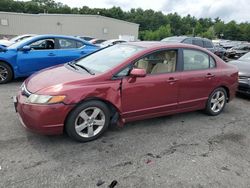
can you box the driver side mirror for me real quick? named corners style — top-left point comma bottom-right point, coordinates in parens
top-left (130, 68), bottom-right (146, 77)
top-left (21, 45), bottom-right (31, 52)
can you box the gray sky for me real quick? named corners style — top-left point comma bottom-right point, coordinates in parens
top-left (24, 0), bottom-right (250, 22)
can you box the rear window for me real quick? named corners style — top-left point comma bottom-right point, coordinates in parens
top-left (204, 40), bottom-right (213, 48)
top-left (183, 38), bottom-right (192, 44)
top-left (192, 39), bottom-right (203, 47)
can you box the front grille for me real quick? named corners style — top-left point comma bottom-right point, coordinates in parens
top-left (239, 76), bottom-right (249, 80)
top-left (21, 83), bottom-right (32, 97)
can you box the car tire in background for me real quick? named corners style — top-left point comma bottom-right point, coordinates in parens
top-left (0, 62), bottom-right (13, 84)
top-left (205, 87), bottom-right (227, 116)
top-left (65, 100), bottom-right (110, 142)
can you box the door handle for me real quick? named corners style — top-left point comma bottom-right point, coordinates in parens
top-left (167, 77), bottom-right (178, 83)
top-left (48, 53), bottom-right (56, 56)
top-left (205, 73), bottom-right (215, 78)
top-left (80, 51), bottom-right (86, 55)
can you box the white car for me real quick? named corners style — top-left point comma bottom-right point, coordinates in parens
top-left (99, 39), bottom-right (127, 48)
top-left (0, 34), bottom-right (36, 47)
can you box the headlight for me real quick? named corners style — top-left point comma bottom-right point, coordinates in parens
top-left (27, 94), bottom-right (66, 104)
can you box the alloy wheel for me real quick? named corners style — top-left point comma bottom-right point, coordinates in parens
top-left (210, 90), bottom-right (226, 113)
top-left (74, 107), bottom-right (106, 138)
top-left (0, 65), bottom-right (8, 82)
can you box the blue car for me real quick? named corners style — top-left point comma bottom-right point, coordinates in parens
top-left (0, 35), bottom-right (99, 83)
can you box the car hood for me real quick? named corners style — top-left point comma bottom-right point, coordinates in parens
top-left (0, 40), bottom-right (13, 47)
top-left (229, 60), bottom-right (250, 76)
top-left (25, 64), bottom-right (95, 94)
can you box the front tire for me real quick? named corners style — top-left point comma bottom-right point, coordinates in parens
top-left (65, 101), bottom-right (110, 142)
top-left (205, 87), bottom-right (227, 116)
top-left (0, 62), bottom-right (13, 84)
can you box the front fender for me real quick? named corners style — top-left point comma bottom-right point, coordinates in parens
top-left (0, 49), bottom-right (18, 77)
top-left (69, 81), bottom-right (122, 113)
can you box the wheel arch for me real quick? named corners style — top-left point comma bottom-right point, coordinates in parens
top-left (81, 97), bottom-right (121, 116)
top-left (63, 97), bottom-right (121, 132)
top-left (218, 85), bottom-right (230, 102)
top-left (0, 60), bottom-right (14, 79)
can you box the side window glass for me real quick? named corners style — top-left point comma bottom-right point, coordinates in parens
top-left (183, 38), bottom-right (192, 44)
top-left (192, 39), bottom-right (203, 47)
top-left (113, 41), bottom-right (124, 45)
top-left (183, 49), bottom-right (209, 70)
top-left (134, 50), bottom-right (177, 74)
top-left (76, 41), bottom-right (85, 48)
top-left (29, 38), bottom-right (55, 50)
top-left (204, 41), bottom-right (213, 48)
top-left (210, 57), bottom-right (216, 68)
top-left (58, 38), bottom-right (77, 49)
top-left (116, 66), bottom-right (131, 77)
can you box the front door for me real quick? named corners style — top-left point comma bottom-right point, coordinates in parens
top-left (121, 49), bottom-right (181, 121)
top-left (17, 38), bottom-right (58, 75)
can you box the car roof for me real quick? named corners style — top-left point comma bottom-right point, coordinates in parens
top-left (8, 34), bottom-right (96, 49)
top-left (30, 34), bottom-right (85, 41)
top-left (127, 41), bottom-right (207, 50)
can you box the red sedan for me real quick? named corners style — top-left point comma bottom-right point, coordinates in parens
top-left (14, 42), bottom-right (238, 142)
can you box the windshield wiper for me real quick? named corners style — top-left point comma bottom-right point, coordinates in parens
top-left (67, 61), bottom-right (78, 70)
top-left (74, 63), bottom-right (95, 75)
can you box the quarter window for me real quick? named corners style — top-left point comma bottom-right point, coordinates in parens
top-left (210, 57), bottom-right (216, 68)
top-left (76, 41), bottom-right (85, 48)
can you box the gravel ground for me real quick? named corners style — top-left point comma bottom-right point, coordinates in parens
top-left (1, 79), bottom-right (250, 188)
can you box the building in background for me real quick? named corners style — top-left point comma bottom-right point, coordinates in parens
top-left (0, 12), bottom-right (139, 40)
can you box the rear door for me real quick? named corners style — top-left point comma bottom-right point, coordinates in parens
top-left (178, 48), bottom-right (219, 110)
top-left (54, 38), bottom-right (94, 63)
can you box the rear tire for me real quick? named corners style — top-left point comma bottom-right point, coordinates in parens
top-left (0, 62), bottom-right (13, 84)
top-left (65, 100), bottom-right (110, 142)
top-left (205, 87), bottom-right (227, 116)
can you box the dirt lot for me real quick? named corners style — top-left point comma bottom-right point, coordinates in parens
top-left (1, 80), bottom-right (250, 188)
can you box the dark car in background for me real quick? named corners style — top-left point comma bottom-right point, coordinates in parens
top-left (161, 36), bottom-right (225, 59)
top-left (77, 36), bottom-right (95, 42)
top-left (229, 52), bottom-right (250, 96)
top-left (214, 45), bottom-right (226, 59)
top-left (225, 43), bottom-right (250, 59)
top-left (89, 39), bottom-right (106, 45)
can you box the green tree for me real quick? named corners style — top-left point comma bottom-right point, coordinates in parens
top-left (0, 0), bottom-right (250, 41)
top-left (141, 24), bottom-right (172, 40)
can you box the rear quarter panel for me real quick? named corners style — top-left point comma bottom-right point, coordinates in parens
top-left (215, 58), bottom-right (238, 101)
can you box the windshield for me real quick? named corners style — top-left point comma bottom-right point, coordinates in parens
top-left (75, 44), bottom-right (145, 73)
top-left (7, 37), bottom-right (35, 49)
top-left (9, 35), bottom-right (25, 42)
top-left (239, 52), bottom-right (250, 61)
top-left (101, 40), bottom-right (114, 46)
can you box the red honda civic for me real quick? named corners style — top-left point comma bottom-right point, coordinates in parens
top-left (14, 42), bottom-right (238, 142)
